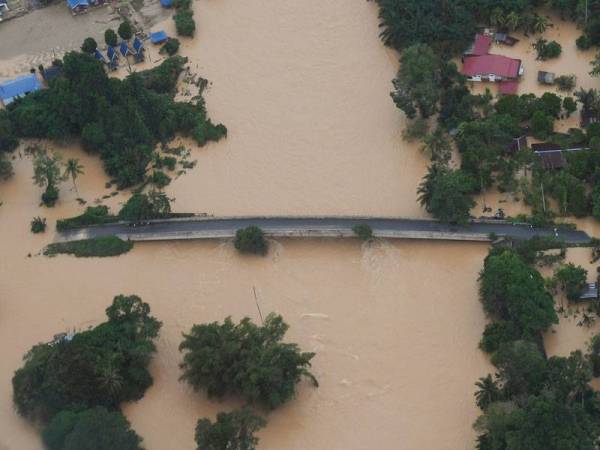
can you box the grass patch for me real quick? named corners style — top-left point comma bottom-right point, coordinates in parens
top-left (45, 236), bottom-right (133, 258)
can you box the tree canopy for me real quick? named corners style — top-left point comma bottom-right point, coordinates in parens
top-left (179, 314), bottom-right (318, 410)
top-left (195, 408), bottom-right (266, 450)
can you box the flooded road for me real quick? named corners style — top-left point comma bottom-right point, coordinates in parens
top-left (1, 2), bottom-right (599, 450)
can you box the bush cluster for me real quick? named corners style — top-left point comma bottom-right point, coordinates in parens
top-left (44, 236), bottom-right (133, 258)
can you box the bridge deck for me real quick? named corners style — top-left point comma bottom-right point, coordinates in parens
top-left (55, 216), bottom-right (592, 245)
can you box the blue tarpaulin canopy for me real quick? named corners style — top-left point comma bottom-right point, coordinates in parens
top-left (159, 0), bottom-right (172, 7)
top-left (94, 49), bottom-right (106, 62)
top-left (149, 30), bottom-right (168, 44)
top-left (66, 0), bottom-right (89, 9)
top-left (107, 46), bottom-right (118, 61)
top-left (0, 74), bottom-right (41, 105)
top-left (133, 37), bottom-right (144, 52)
top-left (119, 41), bottom-right (132, 57)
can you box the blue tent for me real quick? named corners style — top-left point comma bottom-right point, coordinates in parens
top-left (0, 74), bottom-right (42, 105)
top-left (119, 41), bottom-right (132, 57)
top-left (159, 0), bottom-right (172, 7)
top-left (106, 47), bottom-right (119, 70)
top-left (149, 31), bottom-right (168, 44)
top-left (66, 0), bottom-right (89, 10)
top-left (133, 37), bottom-right (144, 53)
top-left (94, 49), bottom-right (106, 63)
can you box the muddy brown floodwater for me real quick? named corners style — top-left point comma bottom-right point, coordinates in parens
top-left (1, 2), bottom-right (599, 450)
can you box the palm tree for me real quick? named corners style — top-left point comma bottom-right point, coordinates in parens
top-left (421, 127), bottom-right (452, 165)
top-left (474, 374), bottom-right (502, 410)
top-left (64, 158), bottom-right (84, 196)
top-left (96, 359), bottom-right (124, 398)
top-left (531, 13), bottom-right (550, 35)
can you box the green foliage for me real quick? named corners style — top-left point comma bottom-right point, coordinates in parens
top-left (33, 149), bottom-right (62, 189)
top-left (391, 44), bottom-right (446, 119)
top-left (0, 153), bottom-right (14, 181)
top-left (7, 52), bottom-right (225, 189)
top-left (81, 38), bottom-right (97, 54)
top-left (44, 236), bottom-right (133, 257)
top-left (42, 407), bottom-right (143, 450)
top-left (117, 21), bottom-right (133, 41)
top-left (0, 110), bottom-right (18, 153)
top-left (417, 165), bottom-right (475, 223)
top-left (588, 334), bottom-right (600, 376)
top-left (42, 185), bottom-right (60, 207)
top-left (174, 9), bottom-right (195, 37)
top-left (150, 170), bottom-right (171, 188)
top-left (577, 33), bottom-right (593, 50)
top-left (555, 75), bottom-right (576, 92)
top-left (118, 192), bottom-right (171, 222)
top-left (546, 172), bottom-right (589, 217)
top-left (533, 38), bottom-right (562, 60)
top-left (56, 205), bottom-right (116, 231)
top-left (530, 111), bottom-right (554, 140)
top-left (195, 408), bottom-right (266, 450)
top-left (179, 314), bottom-right (317, 409)
top-left (480, 250), bottom-right (557, 338)
top-left (352, 223), bottom-right (373, 241)
top-left (31, 216), bottom-right (47, 233)
top-left (104, 29), bottom-right (118, 48)
top-left (402, 118), bottom-right (429, 142)
top-left (234, 225), bottom-right (268, 255)
top-left (554, 263), bottom-right (588, 301)
top-left (421, 127), bottom-right (452, 164)
top-left (480, 321), bottom-right (522, 354)
top-left (160, 38), bottom-right (181, 56)
top-left (12, 295), bottom-right (160, 422)
top-left (474, 374), bottom-right (503, 411)
top-left (563, 96), bottom-right (577, 116)
top-left (64, 158), bottom-right (84, 194)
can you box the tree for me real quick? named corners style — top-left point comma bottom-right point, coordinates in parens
top-left (31, 216), bottom-right (47, 233)
top-left (0, 153), bottom-right (13, 181)
top-left (179, 314), bottom-right (318, 409)
top-left (555, 75), bottom-right (576, 92)
top-left (234, 226), bottom-right (268, 255)
top-left (0, 109), bottom-right (18, 152)
top-left (33, 149), bottom-right (63, 207)
top-left (160, 38), bottom-right (181, 56)
top-left (81, 38), bottom-right (98, 54)
top-left (563, 97), bottom-right (577, 117)
top-left (491, 341), bottom-right (547, 399)
top-left (391, 44), bottom-right (444, 119)
top-left (554, 263), bottom-right (588, 300)
top-left (195, 408), bottom-right (266, 450)
top-left (587, 333), bottom-right (600, 376)
top-left (117, 21), bottom-right (133, 41)
top-left (174, 9), bottom-right (195, 37)
top-left (64, 158), bottom-right (84, 195)
top-left (352, 224), bottom-right (373, 241)
top-left (42, 407), bottom-right (143, 450)
top-left (475, 375), bottom-right (503, 410)
top-left (421, 127), bottom-right (452, 164)
top-left (417, 165), bottom-right (475, 223)
top-left (533, 38), bottom-right (562, 60)
top-left (104, 29), bottom-right (118, 48)
top-left (12, 295), bottom-right (161, 422)
top-left (118, 191), bottom-right (171, 221)
top-left (530, 111), bottom-right (554, 140)
top-left (479, 250), bottom-right (557, 339)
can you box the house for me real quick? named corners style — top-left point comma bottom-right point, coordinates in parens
top-left (132, 37), bottom-right (145, 62)
top-left (66, 0), bottom-right (89, 14)
top-left (106, 46), bottom-right (119, 71)
top-left (531, 143), bottom-right (590, 170)
top-left (462, 54), bottom-right (523, 82)
top-left (465, 34), bottom-right (492, 56)
top-left (0, 74), bottom-right (42, 107)
top-left (149, 30), bottom-right (168, 45)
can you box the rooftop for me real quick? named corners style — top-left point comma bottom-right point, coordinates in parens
top-left (462, 54), bottom-right (522, 79)
top-left (0, 74), bottom-right (42, 105)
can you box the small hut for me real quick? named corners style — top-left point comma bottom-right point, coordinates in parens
top-left (149, 30), bottom-right (168, 45)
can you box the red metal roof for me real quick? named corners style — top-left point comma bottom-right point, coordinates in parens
top-left (499, 80), bottom-right (519, 95)
top-left (462, 54), bottom-right (521, 79)
top-left (472, 34), bottom-right (492, 56)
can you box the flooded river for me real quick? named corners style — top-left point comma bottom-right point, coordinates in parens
top-left (1, 2), bottom-right (599, 450)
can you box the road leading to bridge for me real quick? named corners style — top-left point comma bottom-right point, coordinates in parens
top-left (55, 216), bottom-right (592, 245)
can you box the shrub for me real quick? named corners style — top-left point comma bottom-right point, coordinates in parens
top-left (0, 153), bottom-right (14, 181)
top-left (174, 9), bottom-right (195, 37)
top-left (234, 226), bottom-right (268, 255)
top-left (31, 217), bottom-right (47, 233)
top-left (180, 314), bottom-right (318, 409)
top-left (195, 408), bottom-right (266, 450)
top-left (192, 122), bottom-right (228, 146)
top-left (563, 97), bottom-right (577, 117)
top-left (150, 170), bottom-right (171, 188)
top-left (12, 295), bottom-right (160, 422)
top-left (530, 111), bottom-right (554, 140)
top-left (352, 224), bottom-right (373, 240)
top-left (42, 407), bottom-right (144, 450)
top-left (44, 236), bottom-right (133, 258)
top-left (42, 185), bottom-right (59, 207)
top-left (104, 29), bottom-right (118, 48)
top-left (533, 38), bottom-right (562, 60)
top-left (576, 34), bottom-right (593, 50)
top-left (56, 206), bottom-right (116, 231)
top-left (554, 263), bottom-right (588, 301)
top-left (555, 75), bottom-right (576, 92)
top-left (160, 38), bottom-right (180, 56)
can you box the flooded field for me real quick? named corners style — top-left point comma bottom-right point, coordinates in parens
top-left (1, 1), bottom-right (600, 450)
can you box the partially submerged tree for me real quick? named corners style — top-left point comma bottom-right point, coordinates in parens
top-left (32, 149), bottom-right (63, 207)
top-left (118, 191), bottom-right (171, 222)
top-left (63, 158), bottom-right (84, 195)
top-left (104, 29), bottom-right (118, 48)
top-left (195, 408), bottom-right (266, 450)
top-left (180, 314), bottom-right (318, 409)
top-left (234, 226), bottom-right (268, 255)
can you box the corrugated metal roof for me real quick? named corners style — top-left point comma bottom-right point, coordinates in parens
top-left (499, 80), bottom-right (519, 94)
top-left (462, 54), bottom-right (521, 78)
top-left (0, 74), bottom-right (42, 105)
top-left (66, 0), bottom-right (89, 9)
top-left (149, 31), bottom-right (168, 44)
top-left (471, 34), bottom-right (492, 56)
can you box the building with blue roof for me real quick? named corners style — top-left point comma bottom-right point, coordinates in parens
top-left (119, 41), bottom-right (133, 57)
top-left (159, 0), bottom-right (172, 7)
top-left (66, 0), bottom-right (89, 14)
top-left (0, 74), bottom-right (42, 107)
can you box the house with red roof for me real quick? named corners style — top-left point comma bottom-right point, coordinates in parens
top-left (461, 34), bottom-right (524, 94)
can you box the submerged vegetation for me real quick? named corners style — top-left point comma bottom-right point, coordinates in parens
top-left (195, 408), bottom-right (266, 450)
top-left (3, 52), bottom-right (226, 189)
top-left (234, 226), bottom-right (268, 255)
top-left (44, 236), bottom-right (133, 258)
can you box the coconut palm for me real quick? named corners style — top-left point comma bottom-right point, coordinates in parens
top-left (474, 374), bottom-right (502, 410)
top-left (421, 127), bottom-right (452, 165)
top-left (531, 13), bottom-right (550, 34)
top-left (64, 158), bottom-right (84, 195)
top-left (96, 359), bottom-right (124, 398)
top-left (505, 11), bottom-right (521, 31)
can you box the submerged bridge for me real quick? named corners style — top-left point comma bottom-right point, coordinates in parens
top-left (56, 216), bottom-right (592, 245)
